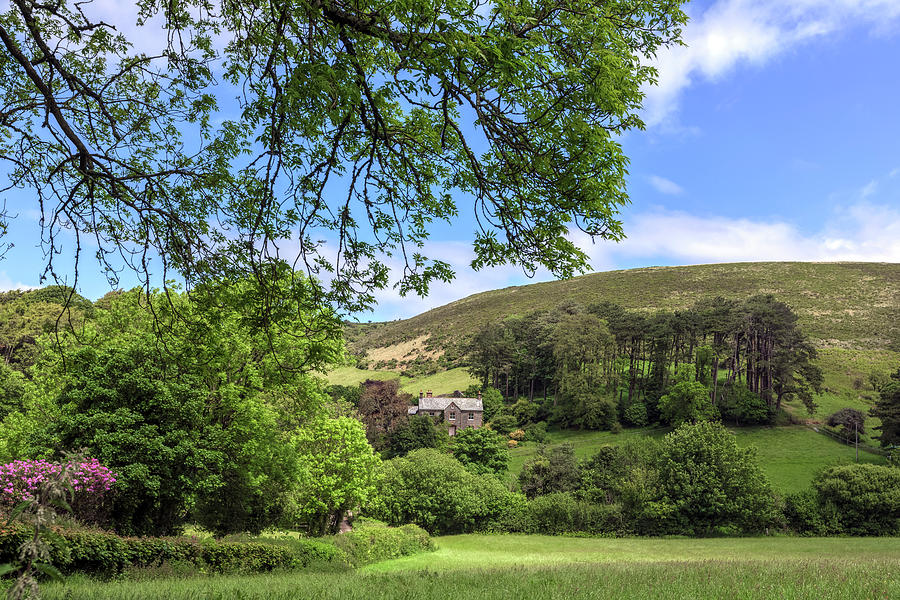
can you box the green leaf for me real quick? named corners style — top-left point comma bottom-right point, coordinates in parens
top-left (6, 500), bottom-right (33, 524)
top-left (0, 563), bottom-right (18, 577)
top-left (33, 562), bottom-right (64, 582)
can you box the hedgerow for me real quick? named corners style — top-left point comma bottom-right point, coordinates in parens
top-left (0, 522), bottom-right (345, 576)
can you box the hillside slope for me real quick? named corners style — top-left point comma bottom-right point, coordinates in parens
top-left (347, 262), bottom-right (900, 370)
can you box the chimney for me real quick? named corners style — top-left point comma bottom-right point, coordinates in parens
top-left (426, 390), bottom-right (432, 398)
top-left (478, 390), bottom-right (482, 400)
top-left (419, 390), bottom-right (423, 400)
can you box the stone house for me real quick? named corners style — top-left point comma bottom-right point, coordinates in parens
top-left (407, 390), bottom-right (483, 436)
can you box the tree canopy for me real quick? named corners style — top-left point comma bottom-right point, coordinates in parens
top-left (0, 0), bottom-right (688, 318)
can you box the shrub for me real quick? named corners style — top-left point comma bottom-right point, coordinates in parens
top-left (783, 489), bottom-right (841, 536)
top-left (507, 439), bottom-right (518, 448)
top-left (0, 458), bottom-right (116, 524)
top-left (524, 421), bottom-right (549, 443)
top-left (527, 492), bottom-right (579, 534)
top-left (812, 464), bottom-right (900, 535)
top-left (658, 381), bottom-right (717, 426)
top-left (367, 449), bottom-right (517, 535)
top-left (654, 422), bottom-right (777, 535)
top-left (0, 458), bottom-right (116, 503)
top-left (526, 493), bottom-right (622, 535)
top-left (519, 444), bottom-right (580, 499)
top-left (331, 520), bottom-right (434, 567)
top-left (509, 429), bottom-right (526, 441)
top-left (489, 414), bottom-right (518, 436)
top-left (452, 427), bottom-right (509, 475)
top-left (622, 402), bottom-right (648, 427)
top-left (0, 522), bottom-right (346, 577)
top-left (719, 383), bottom-right (770, 426)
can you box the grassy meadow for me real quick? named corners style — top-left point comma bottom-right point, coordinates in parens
top-left (324, 365), bottom-right (478, 396)
top-left (41, 535), bottom-right (900, 599)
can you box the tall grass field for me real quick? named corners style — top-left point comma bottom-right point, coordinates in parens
top-left (41, 535), bottom-right (900, 599)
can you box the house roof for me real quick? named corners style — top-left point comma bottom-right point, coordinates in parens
top-left (418, 396), bottom-right (483, 411)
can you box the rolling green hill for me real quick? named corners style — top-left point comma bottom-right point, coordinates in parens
top-left (342, 262), bottom-right (898, 393)
top-left (348, 262), bottom-right (899, 358)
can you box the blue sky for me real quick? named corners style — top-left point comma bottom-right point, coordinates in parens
top-left (2, 0), bottom-right (900, 321)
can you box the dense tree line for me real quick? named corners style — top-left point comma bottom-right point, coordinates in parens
top-left (0, 278), bottom-right (385, 537)
top-left (370, 422), bottom-right (900, 536)
top-left (467, 295), bottom-right (823, 428)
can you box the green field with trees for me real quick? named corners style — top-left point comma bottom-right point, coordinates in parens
top-left (1, 0), bottom-right (899, 597)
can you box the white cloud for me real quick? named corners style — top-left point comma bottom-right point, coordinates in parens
top-left (860, 180), bottom-right (878, 198)
top-left (362, 200), bottom-right (900, 321)
top-left (649, 175), bottom-right (685, 195)
top-left (0, 271), bottom-right (38, 292)
top-left (645, 0), bottom-right (900, 128)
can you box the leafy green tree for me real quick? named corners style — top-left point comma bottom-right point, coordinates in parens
top-left (553, 371), bottom-right (617, 430)
top-left (369, 449), bottom-right (518, 535)
top-left (488, 413), bottom-right (518, 436)
top-left (578, 438), bottom-right (657, 507)
top-left (0, 0), bottom-right (688, 320)
top-left (452, 427), bottom-right (509, 475)
top-left (518, 443), bottom-right (580, 499)
top-left (29, 276), bottom-right (340, 535)
top-left (826, 407), bottom-right (867, 441)
top-left (387, 414), bottom-right (448, 458)
top-left (654, 422), bottom-right (777, 535)
top-left (464, 385), bottom-right (503, 422)
top-left (812, 464), bottom-right (900, 535)
top-left (47, 344), bottom-right (220, 535)
top-left (622, 401), bottom-right (649, 427)
top-left (578, 445), bottom-right (629, 505)
top-left (0, 361), bottom-right (26, 420)
top-left (287, 417), bottom-right (381, 536)
top-left (718, 382), bottom-right (770, 426)
top-left (509, 397), bottom-right (541, 426)
top-left (658, 381), bottom-right (717, 426)
top-left (871, 368), bottom-right (900, 448)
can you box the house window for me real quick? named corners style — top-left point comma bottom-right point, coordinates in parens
top-left (449, 411), bottom-right (456, 420)
top-left (468, 412), bottom-right (474, 421)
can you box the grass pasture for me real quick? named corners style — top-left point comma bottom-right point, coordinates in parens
top-left (323, 366), bottom-right (478, 396)
top-left (508, 426), bottom-right (886, 494)
top-left (42, 535), bottom-right (900, 599)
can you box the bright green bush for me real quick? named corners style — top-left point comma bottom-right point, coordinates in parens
top-left (0, 522), bottom-right (345, 577)
top-left (812, 464), bottom-right (900, 535)
top-left (719, 383), bottom-right (771, 426)
top-left (367, 449), bottom-right (517, 535)
top-left (526, 493), bottom-right (623, 535)
top-left (331, 520), bottom-right (434, 567)
top-left (654, 422), bottom-right (778, 535)
top-left (284, 417), bottom-right (381, 536)
top-left (524, 421), bottom-right (549, 443)
top-left (518, 443), bottom-right (580, 499)
top-left (658, 381), bottom-right (717, 426)
top-left (489, 414), bottom-right (518, 436)
top-left (622, 402), bottom-right (648, 427)
top-left (452, 427), bottom-right (509, 475)
top-left (783, 489), bottom-right (841, 536)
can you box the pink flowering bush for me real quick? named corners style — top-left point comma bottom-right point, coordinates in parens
top-left (0, 458), bottom-right (117, 524)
